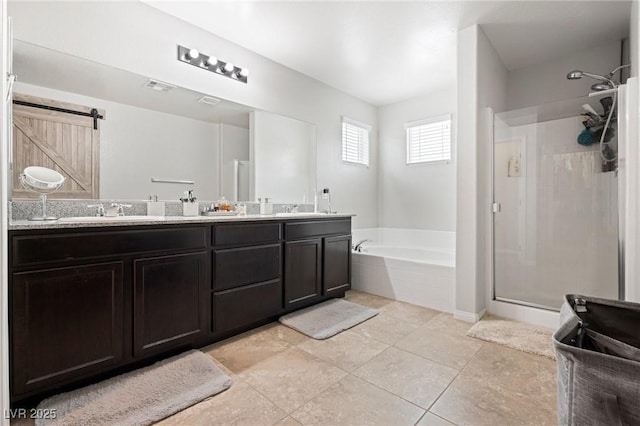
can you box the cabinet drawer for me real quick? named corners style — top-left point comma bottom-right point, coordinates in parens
top-left (12, 227), bottom-right (207, 267)
top-left (213, 223), bottom-right (281, 247)
top-left (212, 280), bottom-right (282, 334)
top-left (213, 244), bottom-right (281, 291)
top-left (284, 219), bottom-right (351, 241)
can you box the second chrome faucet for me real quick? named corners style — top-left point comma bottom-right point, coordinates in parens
top-left (88, 202), bottom-right (132, 217)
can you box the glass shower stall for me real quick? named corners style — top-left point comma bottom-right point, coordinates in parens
top-left (493, 92), bottom-right (621, 311)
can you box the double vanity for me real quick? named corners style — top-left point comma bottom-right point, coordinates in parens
top-left (8, 213), bottom-right (352, 404)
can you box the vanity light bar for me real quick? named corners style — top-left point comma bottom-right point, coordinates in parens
top-left (177, 45), bottom-right (248, 84)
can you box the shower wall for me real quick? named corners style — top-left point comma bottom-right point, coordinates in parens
top-left (507, 40), bottom-right (622, 110)
top-left (494, 111), bottom-right (619, 310)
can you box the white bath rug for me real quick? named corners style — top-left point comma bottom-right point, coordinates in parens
top-left (467, 315), bottom-right (556, 360)
top-left (36, 350), bottom-right (232, 426)
top-left (280, 299), bottom-right (378, 339)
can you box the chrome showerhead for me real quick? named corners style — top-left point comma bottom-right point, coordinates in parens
top-left (591, 82), bottom-right (614, 91)
top-left (567, 70), bottom-right (584, 80)
top-left (566, 68), bottom-right (620, 89)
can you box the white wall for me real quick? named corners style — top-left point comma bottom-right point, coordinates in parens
top-left (455, 25), bottom-right (480, 321)
top-left (507, 40), bottom-right (622, 110)
top-left (477, 27), bottom-right (508, 315)
top-left (8, 1), bottom-right (378, 228)
top-left (377, 87), bottom-right (456, 231)
top-left (250, 110), bottom-right (316, 204)
top-left (14, 82), bottom-right (220, 201)
top-left (219, 124), bottom-right (249, 202)
top-left (624, 1), bottom-right (640, 302)
top-left (455, 24), bottom-right (508, 321)
top-left (632, 1), bottom-right (639, 78)
top-left (1, 1), bottom-right (9, 422)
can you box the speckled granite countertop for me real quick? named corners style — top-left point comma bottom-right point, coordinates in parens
top-left (9, 213), bottom-right (355, 231)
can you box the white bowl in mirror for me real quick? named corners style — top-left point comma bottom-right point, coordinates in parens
top-left (22, 166), bottom-right (65, 190)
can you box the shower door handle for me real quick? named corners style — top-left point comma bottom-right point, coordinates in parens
top-left (492, 202), bottom-right (501, 213)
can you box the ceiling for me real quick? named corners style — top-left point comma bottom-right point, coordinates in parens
top-left (144, 1), bottom-right (632, 107)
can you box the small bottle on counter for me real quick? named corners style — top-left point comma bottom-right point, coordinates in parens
top-left (260, 197), bottom-right (273, 215)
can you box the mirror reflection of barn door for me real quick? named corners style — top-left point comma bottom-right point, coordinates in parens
top-left (12, 93), bottom-right (103, 199)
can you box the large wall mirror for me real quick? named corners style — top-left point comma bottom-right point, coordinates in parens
top-left (11, 40), bottom-right (317, 204)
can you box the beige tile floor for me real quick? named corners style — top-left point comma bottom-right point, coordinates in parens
top-left (159, 290), bottom-right (558, 426)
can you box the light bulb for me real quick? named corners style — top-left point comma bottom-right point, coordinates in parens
top-left (224, 62), bottom-right (235, 73)
top-left (239, 68), bottom-right (249, 78)
top-left (186, 48), bottom-right (200, 60)
top-left (205, 56), bottom-right (217, 68)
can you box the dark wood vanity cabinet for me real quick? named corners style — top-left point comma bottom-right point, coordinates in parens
top-left (211, 223), bottom-right (283, 336)
top-left (9, 225), bottom-right (208, 402)
top-left (11, 261), bottom-right (124, 396)
top-left (284, 238), bottom-right (323, 309)
top-left (284, 219), bottom-right (352, 309)
top-left (8, 216), bottom-right (351, 403)
top-left (133, 252), bottom-right (208, 358)
top-left (323, 234), bottom-right (352, 297)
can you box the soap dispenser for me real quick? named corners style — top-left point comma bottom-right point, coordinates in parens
top-left (259, 197), bottom-right (273, 215)
top-left (147, 195), bottom-right (165, 216)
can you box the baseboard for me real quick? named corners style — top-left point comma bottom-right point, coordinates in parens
top-left (454, 308), bottom-right (486, 323)
top-left (488, 300), bottom-right (559, 329)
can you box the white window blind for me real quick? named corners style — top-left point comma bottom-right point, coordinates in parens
top-left (406, 114), bottom-right (452, 164)
top-left (342, 117), bottom-right (370, 166)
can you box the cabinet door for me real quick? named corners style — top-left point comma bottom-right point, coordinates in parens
top-left (12, 262), bottom-right (124, 396)
top-left (133, 252), bottom-right (207, 358)
top-left (284, 238), bottom-right (322, 309)
top-left (323, 235), bottom-right (352, 296)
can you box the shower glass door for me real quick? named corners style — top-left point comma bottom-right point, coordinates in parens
top-left (493, 94), bottom-right (619, 311)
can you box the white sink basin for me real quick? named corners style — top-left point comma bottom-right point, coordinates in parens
top-left (58, 215), bottom-right (165, 223)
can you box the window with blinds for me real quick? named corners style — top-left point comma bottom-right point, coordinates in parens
top-left (342, 117), bottom-right (370, 166)
top-left (406, 114), bottom-right (452, 164)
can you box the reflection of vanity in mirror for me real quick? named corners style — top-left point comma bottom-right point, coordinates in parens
top-left (11, 40), bottom-right (317, 204)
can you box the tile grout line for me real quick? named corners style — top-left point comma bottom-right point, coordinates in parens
top-left (391, 332), bottom-right (482, 372)
top-left (424, 340), bottom-right (488, 422)
top-left (238, 380), bottom-right (292, 426)
top-left (237, 346), bottom-right (353, 421)
top-left (343, 372), bottom-right (428, 422)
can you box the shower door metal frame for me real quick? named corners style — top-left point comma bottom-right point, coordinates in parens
top-left (617, 84), bottom-right (627, 301)
top-left (490, 94), bottom-right (625, 311)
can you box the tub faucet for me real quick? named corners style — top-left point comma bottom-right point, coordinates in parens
top-left (353, 239), bottom-right (369, 252)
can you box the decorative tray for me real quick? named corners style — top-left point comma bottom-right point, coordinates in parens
top-left (201, 211), bottom-right (237, 216)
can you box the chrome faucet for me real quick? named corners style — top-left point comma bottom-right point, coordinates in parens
top-left (105, 203), bottom-right (132, 217)
top-left (284, 204), bottom-right (300, 213)
top-left (87, 203), bottom-right (105, 217)
top-left (353, 239), bottom-right (369, 252)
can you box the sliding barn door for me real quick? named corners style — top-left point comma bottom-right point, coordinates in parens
top-left (12, 93), bottom-right (103, 199)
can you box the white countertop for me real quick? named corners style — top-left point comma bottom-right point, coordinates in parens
top-left (9, 212), bottom-right (355, 231)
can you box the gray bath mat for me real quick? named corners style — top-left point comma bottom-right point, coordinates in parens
top-left (280, 299), bottom-right (378, 339)
top-left (36, 350), bottom-right (232, 426)
top-left (467, 315), bottom-right (555, 359)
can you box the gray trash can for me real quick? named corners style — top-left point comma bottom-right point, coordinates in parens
top-left (553, 294), bottom-right (640, 426)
